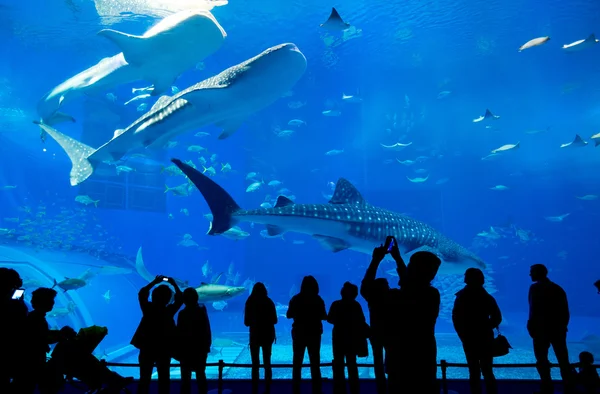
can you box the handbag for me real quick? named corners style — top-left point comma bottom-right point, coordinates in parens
top-left (491, 328), bottom-right (512, 357)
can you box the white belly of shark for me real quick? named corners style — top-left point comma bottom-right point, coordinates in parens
top-left (171, 159), bottom-right (486, 276)
top-left (36, 43), bottom-right (307, 186)
top-left (37, 9), bottom-right (227, 126)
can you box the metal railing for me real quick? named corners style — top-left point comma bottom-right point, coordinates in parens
top-left (104, 360), bottom-right (566, 394)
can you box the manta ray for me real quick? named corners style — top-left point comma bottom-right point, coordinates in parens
top-left (37, 9), bottom-right (227, 126)
top-left (171, 159), bottom-right (485, 275)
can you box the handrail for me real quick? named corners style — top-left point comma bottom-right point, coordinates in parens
top-left (103, 359), bottom-right (577, 394)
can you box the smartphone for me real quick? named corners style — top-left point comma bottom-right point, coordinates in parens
top-left (162, 277), bottom-right (169, 282)
top-left (387, 238), bottom-right (395, 253)
top-left (12, 288), bottom-right (25, 300)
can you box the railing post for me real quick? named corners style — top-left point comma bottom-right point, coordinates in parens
top-left (440, 360), bottom-right (448, 394)
top-left (218, 359), bottom-right (224, 394)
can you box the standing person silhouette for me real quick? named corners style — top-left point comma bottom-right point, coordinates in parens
top-left (327, 282), bottom-right (368, 394)
top-left (528, 264), bottom-right (574, 394)
top-left (0, 268), bottom-right (28, 394)
top-left (177, 287), bottom-right (211, 394)
top-left (452, 268), bottom-right (502, 394)
top-left (287, 275), bottom-right (327, 394)
top-left (131, 275), bottom-right (183, 394)
top-left (244, 282), bottom-right (277, 394)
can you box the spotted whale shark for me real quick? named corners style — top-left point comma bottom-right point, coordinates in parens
top-left (36, 43), bottom-right (306, 186)
top-left (172, 159), bottom-right (485, 275)
top-left (37, 9), bottom-right (227, 126)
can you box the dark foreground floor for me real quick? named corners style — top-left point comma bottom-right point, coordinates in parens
top-left (56, 378), bottom-right (564, 394)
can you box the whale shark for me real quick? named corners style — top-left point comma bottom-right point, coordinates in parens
top-left (36, 43), bottom-right (307, 186)
top-left (171, 159), bottom-right (485, 275)
top-left (37, 9), bottom-right (227, 126)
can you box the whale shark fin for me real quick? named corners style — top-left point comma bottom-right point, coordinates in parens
top-left (171, 158), bottom-right (241, 235)
top-left (274, 195), bottom-right (294, 208)
top-left (216, 116), bottom-right (246, 140)
top-left (329, 178), bottom-right (366, 205)
top-left (587, 33), bottom-right (597, 41)
top-left (34, 122), bottom-right (97, 186)
top-left (313, 235), bottom-right (350, 253)
top-left (266, 225), bottom-right (285, 236)
top-left (150, 95), bottom-right (171, 111)
top-left (97, 29), bottom-right (149, 67)
top-left (44, 112), bottom-right (76, 126)
top-left (595, 139), bottom-right (600, 147)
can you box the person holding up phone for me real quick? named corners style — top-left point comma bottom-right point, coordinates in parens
top-left (131, 275), bottom-right (183, 394)
top-left (360, 236), bottom-right (442, 394)
top-left (0, 267), bottom-right (28, 394)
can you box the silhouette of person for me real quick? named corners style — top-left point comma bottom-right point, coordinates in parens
top-left (594, 280), bottom-right (600, 294)
top-left (177, 287), bottom-right (211, 394)
top-left (46, 326), bottom-right (133, 393)
top-left (287, 275), bottom-right (327, 394)
top-left (0, 267), bottom-right (28, 394)
top-left (244, 282), bottom-right (277, 394)
top-left (452, 268), bottom-right (502, 394)
top-left (361, 236), bottom-right (405, 394)
top-left (575, 351), bottom-right (600, 394)
top-left (393, 249), bottom-right (441, 394)
top-left (364, 236), bottom-right (441, 394)
top-left (11, 287), bottom-right (62, 394)
top-left (359, 276), bottom-right (388, 394)
top-left (131, 275), bottom-right (183, 394)
top-left (327, 282), bottom-right (368, 394)
top-left (528, 263), bottom-right (574, 394)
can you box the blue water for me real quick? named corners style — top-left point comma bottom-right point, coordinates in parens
top-left (1, 0), bottom-right (600, 380)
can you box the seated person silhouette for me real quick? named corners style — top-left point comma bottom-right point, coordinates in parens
top-left (11, 287), bottom-right (62, 394)
top-left (45, 326), bottom-right (133, 393)
top-left (575, 351), bottom-right (600, 394)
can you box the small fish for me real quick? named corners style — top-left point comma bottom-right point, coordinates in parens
top-left (132, 86), bottom-right (154, 94)
top-left (491, 142), bottom-right (520, 154)
top-left (1, 185), bottom-right (17, 190)
top-left (212, 301), bottom-right (227, 311)
top-left (326, 149), bottom-right (344, 156)
top-left (246, 182), bottom-right (263, 193)
top-left (490, 185), bottom-right (509, 191)
top-left (124, 94), bottom-right (151, 106)
top-left (102, 290), bottom-right (111, 303)
top-left (288, 119), bottom-right (306, 127)
top-left (136, 103), bottom-right (148, 112)
top-left (75, 195), bottom-right (99, 207)
top-left (437, 91), bottom-right (451, 100)
top-left (221, 163), bottom-right (232, 173)
top-left (562, 34), bottom-right (599, 52)
top-left (342, 93), bottom-right (362, 103)
top-left (576, 195), bottom-right (598, 201)
top-left (519, 36), bottom-right (551, 52)
top-left (322, 109), bottom-right (341, 117)
top-left (544, 213), bottom-right (570, 222)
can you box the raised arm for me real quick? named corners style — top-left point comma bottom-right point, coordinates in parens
top-left (389, 238), bottom-right (406, 286)
top-left (361, 243), bottom-right (388, 300)
top-left (139, 275), bottom-right (163, 311)
top-left (167, 277), bottom-right (184, 312)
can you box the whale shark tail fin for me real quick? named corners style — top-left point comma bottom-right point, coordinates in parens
top-left (34, 122), bottom-right (97, 186)
top-left (98, 29), bottom-right (149, 67)
top-left (171, 158), bottom-right (241, 235)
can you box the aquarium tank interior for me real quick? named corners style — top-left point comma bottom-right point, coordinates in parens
top-left (1, 0), bottom-right (600, 381)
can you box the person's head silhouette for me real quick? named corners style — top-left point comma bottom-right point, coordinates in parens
top-left (0, 267), bottom-right (22, 299)
top-left (250, 282), bottom-right (268, 298)
top-left (340, 282), bottom-right (358, 300)
top-left (579, 351), bottom-right (594, 366)
top-left (464, 268), bottom-right (485, 287)
top-left (182, 287), bottom-right (199, 307)
top-left (300, 275), bottom-right (319, 296)
top-left (152, 285), bottom-right (173, 307)
top-left (31, 287), bottom-right (57, 313)
top-left (529, 264), bottom-right (548, 282)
